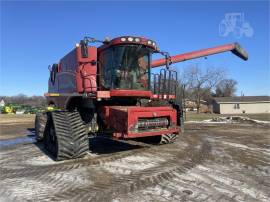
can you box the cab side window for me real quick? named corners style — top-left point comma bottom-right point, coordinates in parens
top-left (99, 50), bottom-right (113, 89)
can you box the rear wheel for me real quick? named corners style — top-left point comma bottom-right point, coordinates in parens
top-left (135, 133), bottom-right (178, 145)
top-left (159, 134), bottom-right (178, 144)
top-left (44, 111), bottom-right (89, 161)
top-left (35, 112), bottom-right (47, 141)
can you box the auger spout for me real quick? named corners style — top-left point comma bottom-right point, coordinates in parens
top-left (151, 43), bottom-right (248, 68)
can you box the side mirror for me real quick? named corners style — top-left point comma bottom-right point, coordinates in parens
top-left (48, 65), bottom-right (52, 72)
top-left (158, 51), bottom-right (171, 69)
top-left (80, 40), bottom-right (88, 58)
top-left (164, 52), bottom-right (171, 69)
top-left (165, 56), bottom-right (170, 69)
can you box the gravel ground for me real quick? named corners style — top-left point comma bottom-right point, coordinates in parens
top-left (0, 118), bottom-right (269, 202)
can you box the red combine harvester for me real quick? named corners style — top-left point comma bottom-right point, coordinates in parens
top-left (35, 36), bottom-right (248, 160)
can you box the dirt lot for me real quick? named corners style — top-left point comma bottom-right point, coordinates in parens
top-left (0, 115), bottom-right (270, 201)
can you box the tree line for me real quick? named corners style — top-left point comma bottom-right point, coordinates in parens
top-left (0, 94), bottom-right (46, 107)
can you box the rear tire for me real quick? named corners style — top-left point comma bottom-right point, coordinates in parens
top-left (159, 134), bottom-right (178, 144)
top-left (35, 112), bottom-right (47, 141)
top-left (136, 133), bottom-right (178, 145)
top-left (44, 111), bottom-right (89, 161)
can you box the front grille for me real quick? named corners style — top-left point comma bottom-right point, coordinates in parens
top-left (136, 117), bottom-right (169, 130)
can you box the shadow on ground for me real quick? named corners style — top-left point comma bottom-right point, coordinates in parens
top-left (26, 128), bottom-right (144, 160)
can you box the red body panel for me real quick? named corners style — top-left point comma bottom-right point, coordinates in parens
top-left (76, 47), bottom-right (97, 93)
top-left (96, 90), bottom-right (176, 100)
top-left (59, 46), bottom-right (97, 93)
top-left (127, 128), bottom-right (179, 138)
top-left (110, 90), bottom-right (152, 98)
top-left (99, 106), bottom-right (180, 139)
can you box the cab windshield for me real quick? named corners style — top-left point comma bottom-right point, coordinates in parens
top-left (99, 45), bottom-right (151, 90)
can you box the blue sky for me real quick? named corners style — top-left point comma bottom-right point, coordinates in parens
top-left (1, 1), bottom-right (269, 96)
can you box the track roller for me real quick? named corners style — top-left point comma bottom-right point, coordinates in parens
top-left (44, 111), bottom-right (89, 161)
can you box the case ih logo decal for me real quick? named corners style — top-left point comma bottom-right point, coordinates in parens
top-left (219, 13), bottom-right (254, 39)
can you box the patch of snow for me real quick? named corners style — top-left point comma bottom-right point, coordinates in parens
top-left (195, 164), bottom-right (270, 202)
top-left (221, 141), bottom-right (270, 156)
top-left (0, 196), bottom-right (10, 202)
top-left (205, 171), bottom-right (269, 201)
top-left (101, 154), bottom-right (165, 175)
top-left (186, 116), bottom-right (270, 124)
top-left (3, 178), bottom-right (58, 201)
top-left (196, 165), bottom-right (212, 172)
top-left (25, 155), bottom-right (56, 165)
top-left (48, 167), bottom-right (93, 186)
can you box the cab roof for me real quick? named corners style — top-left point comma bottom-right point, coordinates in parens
top-left (98, 36), bottom-right (158, 52)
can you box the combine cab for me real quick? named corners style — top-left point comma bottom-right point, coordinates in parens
top-left (35, 36), bottom-right (248, 160)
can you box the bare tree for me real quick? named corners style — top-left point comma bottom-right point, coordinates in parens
top-left (183, 64), bottom-right (225, 113)
top-left (215, 79), bottom-right (237, 97)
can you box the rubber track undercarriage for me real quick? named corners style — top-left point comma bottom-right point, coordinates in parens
top-left (44, 111), bottom-right (89, 161)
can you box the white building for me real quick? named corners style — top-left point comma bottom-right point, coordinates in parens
top-left (0, 99), bottom-right (5, 107)
top-left (212, 96), bottom-right (270, 114)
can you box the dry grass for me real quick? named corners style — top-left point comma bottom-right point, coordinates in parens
top-left (0, 114), bottom-right (35, 124)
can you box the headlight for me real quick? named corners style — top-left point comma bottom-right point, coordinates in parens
top-left (121, 37), bottom-right (126, 42)
top-left (135, 38), bottom-right (140, 42)
top-left (147, 40), bottom-right (152, 45)
top-left (128, 37), bottom-right (134, 42)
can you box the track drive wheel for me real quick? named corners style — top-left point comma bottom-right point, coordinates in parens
top-left (35, 112), bottom-right (47, 141)
top-left (159, 134), bottom-right (178, 144)
top-left (44, 111), bottom-right (89, 161)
